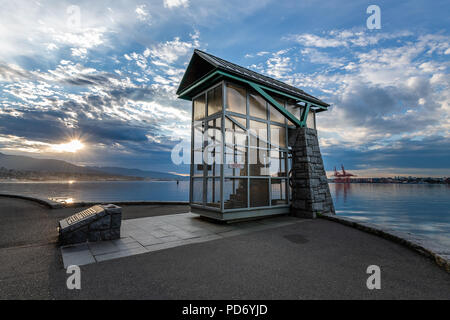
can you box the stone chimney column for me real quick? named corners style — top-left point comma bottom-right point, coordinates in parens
top-left (288, 127), bottom-right (335, 218)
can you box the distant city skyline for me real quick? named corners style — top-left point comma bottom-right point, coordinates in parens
top-left (0, 0), bottom-right (449, 176)
top-left (326, 168), bottom-right (449, 179)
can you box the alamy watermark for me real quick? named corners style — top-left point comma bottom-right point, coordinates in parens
top-left (366, 265), bottom-right (381, 289)
top-left (66, 5), bottom-right (81, 30)
top-left (66, 265), bottom-right (81, 290)
top-left (171, 124), bottom-right (284, 176)
top-left (366, 5), bottom-right (381, 29)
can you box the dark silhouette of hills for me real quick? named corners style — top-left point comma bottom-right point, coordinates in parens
top-left (0, 152), bottom-right (186, 180)
top-left (86, 166), bottom-right (188, 180)
top-left (0, 152), bottom-right (96, 174)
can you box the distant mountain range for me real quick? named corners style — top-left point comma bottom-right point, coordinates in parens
top-left (85, 166), bottom-right (188, 180)
top-left (0, 152), bottom-right (187, 181)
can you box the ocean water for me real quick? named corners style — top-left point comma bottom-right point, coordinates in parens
top-left (0, 180), bottom-right (190, 202)
top-left (330, 183), bottom-right (450, 248)
top-left (0, 181), bottom-right (448, 248)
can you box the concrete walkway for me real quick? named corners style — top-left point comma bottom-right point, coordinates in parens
top-left (61, 213), bottom-right (301, 267)
top-left (0, 196), bottom-right (449, 299)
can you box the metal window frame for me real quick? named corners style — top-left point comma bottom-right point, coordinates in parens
top-left (191, 81), bottom-right (225, 210)
top-left (189, 79), bottom-right (294, 215)
top-left (222, 80), bottom-right (290, 213)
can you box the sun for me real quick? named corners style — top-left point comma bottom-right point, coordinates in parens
top-left (51, 139), bottom-right (85, 153)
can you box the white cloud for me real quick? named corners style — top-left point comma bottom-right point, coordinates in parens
top-left (71, 47), bottom-right (88, 58)
top-left (45, 26), bottom-right (106, 50)
top-left (291, 33), bottom-right (343, 48)
top-left (245, 51), bottom-right (270, 58)
top-left (0, 134), bottom-right (53, 154)
top-left (135, 4), bottom-right (150, 22)
top-left (254, 31), bottom-right (450, 152)
top-left (300, 48), bottom-right (346, 68)
top-left (164, 0), bottom-right (189, 9)
top-left (47, 43), bottom-right (58, 51)
top-left (287, 29), bottom-right (413, 48)
top-left (265, 50), bottom-right (292, 79)
top-left (146, 36), bottom-right (197, 65)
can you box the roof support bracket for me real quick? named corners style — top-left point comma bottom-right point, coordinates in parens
top-left (300, 103), bottom-right (310, 128)
top-left (248, 83), bottom-right (302, 127)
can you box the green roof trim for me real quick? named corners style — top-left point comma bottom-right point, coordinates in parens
top-left (177, 49), bottom-right (330, 110)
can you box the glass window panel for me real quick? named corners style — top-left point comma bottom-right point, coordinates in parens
top-left (269, 98), bottom-right (285, 124)
top-left (205, 118), bottom-right (222, 176)
top-left (286, 102), bottom-right (300, 119)
top-left (250, 179), bottom-right (270, 207)
top-left (192, 122), bottom-right (205, 177)
top-left (271, 179), bottom-right (287, 205)
top-left (286, 102), bottom-right (300, 126)
top-left (224, 145), bottom-right (247, 177)
top-left (296, 104), bottom-right (306, 125)
top-left (193, 150), bottom-right (204, 176)
top-left (193, 122), bottom-right (205, 150)
top-left (249, 148), bottom-right (270, 176)
top-left (206, 178), bottom-right (221, 208)
top-left (207, 85), bottom-right (223, 116)
top-left (249, 120), bottom-right (267, 149)
top-left (232, 115), bottom-right (247, 128)
top-left (225, 117), bottom-right (247, 147)
top-left (224, 178), bottom-right (248, 209)
top-left (269, 150), bottom-right (287, 177)
top-left (249, 91), bottom-right (267, 120)
top-left (306, 110), bottom-right (315, 129)
top-left (226, 83), bottom-right (246, 115)
top-left (270, 124), bottom-right (286, 148)
top-left (192, 178), bottom-right (203, 204)
top-left (205, 161), bottom-right (221, 177)
top-left (207, 117), bottom-right (221, 133)
top-left (207, 118), bottom-right (222, 145)
top-left (193, 94), bottom-right (206, 121)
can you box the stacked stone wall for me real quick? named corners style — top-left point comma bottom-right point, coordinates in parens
top-left (288, 128), bottom-right (335, 218)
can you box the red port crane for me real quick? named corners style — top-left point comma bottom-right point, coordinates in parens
top-left (333, 165), bottom-right (356, 183)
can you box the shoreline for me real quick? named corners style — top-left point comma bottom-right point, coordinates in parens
top-left (0, 193), bottom-right (448, 273)
top-left (0, 193), bottom-right (189, 209)
top-left (0, 179), bottom-right (188, 183)
top-left (328, 181), bottom-right (449, 185)
top-left (0, 179), bottom-right (446, 185)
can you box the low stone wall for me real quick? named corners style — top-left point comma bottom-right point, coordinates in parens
top-left (1, 194), bottom-right (189, 209)
top-left (288, 127), bottom-right (335, 218)
top-left (59, 204), bottom-right (122, 245)
top-left (60, 200), bottom-right (189, 209)
top-left (0, 193), bottom-right (63, 209)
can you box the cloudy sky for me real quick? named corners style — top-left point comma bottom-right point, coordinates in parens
top-left (0, 0), bottom-right (449, 176)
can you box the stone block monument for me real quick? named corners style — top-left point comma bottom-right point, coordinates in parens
top-left (58, 204), bottom-right (122, 245)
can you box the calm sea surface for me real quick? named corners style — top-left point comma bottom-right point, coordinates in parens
top-left (0, 181), bottom-right (449, 247)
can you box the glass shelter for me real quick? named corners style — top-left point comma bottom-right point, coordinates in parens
top-left (177, 50), bottom-right (329, 221)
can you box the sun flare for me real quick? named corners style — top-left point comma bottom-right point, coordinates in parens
top-left (51, 139), bottom-right (85, 153)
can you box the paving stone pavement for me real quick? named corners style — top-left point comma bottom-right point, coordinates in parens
top-left (61, 213), bottom-right (301, 268)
